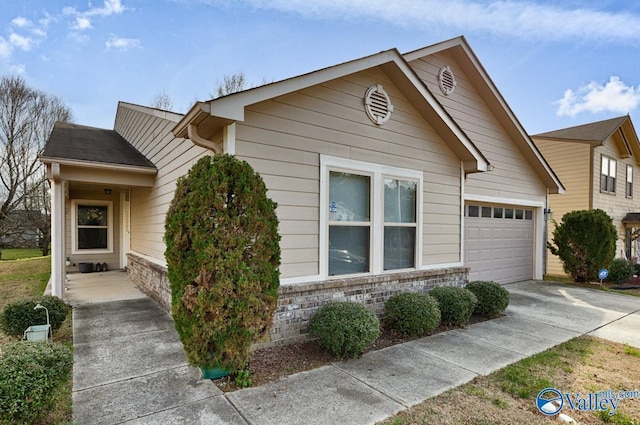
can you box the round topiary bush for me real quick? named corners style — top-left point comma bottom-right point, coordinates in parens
top-left (0, 342), bottom-right (73, 425)
top-left (384, 292), bottom-right (441, 337)
top-left (309, 302), bottom-right (380, 359)
top-left (429, 286), bottom-right (477, 327)
top-left (164, 154), bottom-right (281, 377)
top-left (466, 281), bottom-right (509, 318)
top-left (0, 295), bottom-right (70, 337)
top-left (607, 258), bottom-right (635, 285)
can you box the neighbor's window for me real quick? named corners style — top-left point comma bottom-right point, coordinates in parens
top-left (72, 200), bottom-right (113, 253)
top-left (601, 156), bottom-right (616, 194)
top-left (626, 165), bottom-right (633, 198)
top-left (323, 156), bottom-right (422, 277)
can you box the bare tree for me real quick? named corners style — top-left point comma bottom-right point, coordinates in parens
top-left (212, 72), bottom-right (247, 98)
top-left (150, 90), bottom-right (174, 111)
top-left (0, 76), bottom-right (72, 258)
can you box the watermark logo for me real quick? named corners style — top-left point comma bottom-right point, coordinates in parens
top-left (536, 387), bottom-right (639, 417)
top-left (536, 388), bottom-right (563, 415)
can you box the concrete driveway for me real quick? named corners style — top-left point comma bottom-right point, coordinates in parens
top-left (71, 279), bottom-right (640, 424)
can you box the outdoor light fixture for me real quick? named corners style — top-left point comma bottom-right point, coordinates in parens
top-left (104, 188), bottom-right (112, 195)
top-left (544, 208), bottom-right (553, 221)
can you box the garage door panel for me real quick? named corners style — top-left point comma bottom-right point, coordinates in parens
top-left (465, 204), bottom-right (534, 284)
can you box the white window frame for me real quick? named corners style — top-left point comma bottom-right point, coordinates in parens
top-left (601, 155), bottom-right (616, 194)
top-left (71, 200), bottom-right (114, 255)
top-left (626, 164), bottom-right (633, 198)
top-left (320, 155), bottom-right (423, 278)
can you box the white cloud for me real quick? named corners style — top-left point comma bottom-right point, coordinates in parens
top-left (9, 63), bottom-right (26, 75)
top-left (73, 17), bottom-right (93, 30)
top-left (87, 0), bottom-right (127, 16)
top-left (11, 17), bottom-right (32, 28)
top-left (105, 35), bottom-right (141, 50)
top-left (217, 0), bottom-right (640, 43)
top-left (0, 37), bottom-right (12, 58)
top-left (9, 33), bottom-right (33, 51)
top-left (556, 76), bottom-right (640, 117)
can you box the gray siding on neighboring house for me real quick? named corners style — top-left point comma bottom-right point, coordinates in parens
top-left (114, 103), bottom-right (210, 262)
top-left (234, 67), bottom-right (464, 279)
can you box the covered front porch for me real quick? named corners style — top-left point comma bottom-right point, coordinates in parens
top-left (62, 269), bottom-right (146, 306)
top-left (40, 122), bottom-right (157, 300)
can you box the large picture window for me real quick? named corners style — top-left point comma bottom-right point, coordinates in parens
top-left (72, 200), bottom-right (113, 254)
top-left (322, 156), bottom-right (422, 278)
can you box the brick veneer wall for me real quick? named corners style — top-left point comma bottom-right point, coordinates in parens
top-left (127, 253), bottom-right (171, 311)
top-left (127, 252), bottom-right (467, 348)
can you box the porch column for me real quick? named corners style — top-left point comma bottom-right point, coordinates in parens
top-left (50, 163), bottom-right (66, 299)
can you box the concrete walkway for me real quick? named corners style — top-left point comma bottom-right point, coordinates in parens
top-left (71, 279), bottom-right (640, 424)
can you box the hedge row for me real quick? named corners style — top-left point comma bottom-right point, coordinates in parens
top-left (309, 281), bottom-right (509, 358)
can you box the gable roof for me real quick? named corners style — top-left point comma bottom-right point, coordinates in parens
top-left (173, 48), bottom-right (490, 174)
top-left (404, 36), bottom-right (564, 194)
top-left (533, 116), bottom-right (630, 143)
top-left (533, 115), bottom-right (640, 164)
top-left (40, 122), bottom-right (156, 171)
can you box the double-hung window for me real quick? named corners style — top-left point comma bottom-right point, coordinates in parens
top-left (71, 200), bottom-right (113, 254)
top-left (322, 155), bottom-right (422, 278)
top-left (626, 165), bottom-right (633, 198)
top-left (601, 156), bottom-right (616, 194)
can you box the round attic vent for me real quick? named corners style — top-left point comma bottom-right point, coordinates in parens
top-left (438, 66), bottom-right (456, 95)
top-left (364, 84), bottom-right (393, 125)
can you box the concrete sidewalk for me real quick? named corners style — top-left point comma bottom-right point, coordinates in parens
top-left (72, 280), bottom-right (640, 424)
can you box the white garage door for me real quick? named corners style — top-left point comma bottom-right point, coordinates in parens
top-left (464, 204), bottom-right (534, 284)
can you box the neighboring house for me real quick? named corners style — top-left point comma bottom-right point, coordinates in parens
top-left (532, 115), bottom-right (640, 276)
top-left (0, 210), bottom-right (43, 248)
top-left (40, 36), bottom-right (562, 346)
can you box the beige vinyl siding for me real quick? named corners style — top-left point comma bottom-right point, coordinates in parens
top-left (592, 140), bottom-right (638, 260)
top-left (114, 104), bottom-right (210, 262)
top-left (66, 189), bottom-right (120, 269)
top-left (408, 52), bottom-right (547, 202)
top-left (534, 138), bottom-right (591, 276)
top-left (234, 67), bottom-right (463, 279)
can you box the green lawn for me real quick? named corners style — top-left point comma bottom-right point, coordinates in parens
top-left (0, 247), bottom-right (46, 261)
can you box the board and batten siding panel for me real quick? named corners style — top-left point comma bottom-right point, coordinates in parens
top-left (114, 104), bottom-right (211, 262)
top-left (235, 67), bottom-right (463, 279)
top-left (591, 139), bottom-right (638, 260)
top-left (534, 138), bottom-right (591, 276)
top-left (408, 51), bottom-right (547, 202)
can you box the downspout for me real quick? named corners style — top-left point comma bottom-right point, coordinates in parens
top-left (187, 124), bottom-right (222, 154)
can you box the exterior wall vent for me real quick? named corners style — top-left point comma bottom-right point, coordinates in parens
top-left (438, 66), bottom-right (456, 95)
top-left (364, 84), bottom-right (393, 125)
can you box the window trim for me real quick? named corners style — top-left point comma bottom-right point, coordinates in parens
top-left (71, 200), bottom-right (114, 255)
top-left (601, 155), bottom-right (617, 194)
top-left (626, 164), bottom-right (633, 198)
top-left (320, 155), bottom-right (423, 278)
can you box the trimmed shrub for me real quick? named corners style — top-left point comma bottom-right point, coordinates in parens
top-left (548, 209), bottom-right (617, 282)
top-left (466, 281), bottom-right (510, 318)
top-left (309, 302), bottom-right (380, 359)
top-left (607, 258), bottom-right (635, 285)
top-left (0, 342), bottom-right (73, 425)
top-left (0, 295), bottom-right (70, 337)
top-left (429, 286), bottom-right (477, 327)
top-left (384, 292), bottom-right (441, 337)
top-left (164, 154), bottom-right (281, 380)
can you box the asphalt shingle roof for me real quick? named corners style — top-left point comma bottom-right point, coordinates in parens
top-left (534, 116), bottom-right (629, 143)
top-left (41, 122), bottom-right (156, 169)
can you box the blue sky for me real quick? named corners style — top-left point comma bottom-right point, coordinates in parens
top-left (1, 0), bottom-right (639, 134)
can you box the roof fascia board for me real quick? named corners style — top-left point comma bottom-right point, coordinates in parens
top-left (39, 156), bottom-right (157, 175)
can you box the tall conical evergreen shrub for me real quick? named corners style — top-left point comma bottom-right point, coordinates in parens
top-left (164, 154), bottom-right (281, 377)
top-left (548, 209), bottom-right (616, 282)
